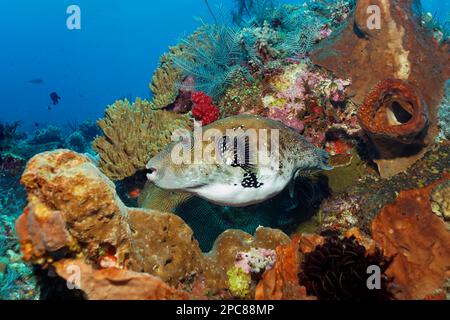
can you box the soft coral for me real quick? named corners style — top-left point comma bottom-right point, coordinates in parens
top-left (191, 92), bottom-right (220, 126)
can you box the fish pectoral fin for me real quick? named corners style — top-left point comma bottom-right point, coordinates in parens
top-left (289, 179), bottom-right (296, 199)
top-left (218, 133), bottom-right (259, 174)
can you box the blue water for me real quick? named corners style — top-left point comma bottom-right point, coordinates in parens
top-left (0, 0), bottom-right (448, 131)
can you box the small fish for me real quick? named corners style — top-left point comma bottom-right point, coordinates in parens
top-left (50, 92), bottom-right (61, 105)
top-left (146, 115), bottom-right (332, 207)
top-left (28, 78), bottom-right (43, 84)
top-left (34, 122), bottom-right (39, 127)
top-left (127, 188), bottom-right (141, 199)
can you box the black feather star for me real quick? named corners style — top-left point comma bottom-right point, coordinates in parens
top-left (299, 236), bottom-right (394, 300)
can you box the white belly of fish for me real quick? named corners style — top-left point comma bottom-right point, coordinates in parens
top-left (192, 174), bottom-right (290, 207)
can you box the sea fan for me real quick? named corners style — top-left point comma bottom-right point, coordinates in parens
top-left (173, 23), bottom-right (248, 99)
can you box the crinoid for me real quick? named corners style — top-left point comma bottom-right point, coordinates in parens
top-left (299, 236), bottom-right (393, 300)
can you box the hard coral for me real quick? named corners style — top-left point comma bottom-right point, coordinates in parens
top-left (150, 48), bottom-right (185, 110)
top-left (299, 236), bottom-right (393, 300)
top-left (93, 99), bottom-right (191, 180)
top-left (0, 121), bottom-right (21, 152)
top-left (15, 150), bottom-right (290, 298)
top-left (358, 79), bottom-right (430, 178)
top-left (191, 92), bottom-right (220, 126)
top-left (0, 153), bottom-right (25, 178)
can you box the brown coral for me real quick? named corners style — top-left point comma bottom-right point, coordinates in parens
top-left (15, 150), bottom-right (290, 298)
top-left (358, 79), bottom-right (430, 177)
top-left (372, 174), bottom-right (450, 300)
top-left (93, 99), bottom-right (192, 180)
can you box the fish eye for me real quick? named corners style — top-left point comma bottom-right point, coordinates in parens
top-left (147, 167), bottom-right (157, 174)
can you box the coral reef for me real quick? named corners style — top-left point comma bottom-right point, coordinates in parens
top-left (172, 1), bottom-right (351, 101)
top-left (173, 24), bottom-right (247, 100)
top-left (78, 120), bottom-right (101, 142)
top-left (29, 125), bottom-right (63, 145)
top-left (431, 180), bottom-right (450, 221)
top-left (93, 99), bottom-right (192, 180)
top-left (255, 234), bottom-right (322, 300)
top-left (312, 0), bottom-right (450, 177)
top-left (235, 248), bottom-right (276, 276)
top-left (15, 150), bottom-right (291, 299)
top-left (0, 121), bottom-right (22, 152)
top-left (4, 0), bottom-right (450, 302)
top-left (219, 75), bottom-right (266, 117)
top-left (227, 266), bottom-right (252, 299)
top-left (149, 50), bottom-right (184, 110)
top-left (65, 131), bottom-right (87, 153)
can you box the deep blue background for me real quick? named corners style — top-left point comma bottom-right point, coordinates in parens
top-left (0, 0), bottom-right (448, 131)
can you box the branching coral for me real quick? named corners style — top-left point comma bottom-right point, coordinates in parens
top-left (437, 81), bottom-right (450, 140)
top-left (79, 120), bottom-right (101, 141)
top-left (262, 60), bottom-right (355, 145)
top-left (93, 98), bottom-right (192, 180)
top-left (0, 121), bottom-right (21, 152)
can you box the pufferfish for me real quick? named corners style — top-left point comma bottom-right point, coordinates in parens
top-left (146, 115), bottom-right (332, 207)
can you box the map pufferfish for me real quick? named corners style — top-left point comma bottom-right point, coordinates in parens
top-left (146, 115), bottom-right (332, 207)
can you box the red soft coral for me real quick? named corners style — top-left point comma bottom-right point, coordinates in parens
top-left (191, 92), bottom-right (219, 126)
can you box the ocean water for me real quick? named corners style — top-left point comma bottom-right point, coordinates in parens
top-left (0, 0), bottom-right (448, 130)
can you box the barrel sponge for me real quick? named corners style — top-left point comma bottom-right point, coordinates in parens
top-left (93, 98), bottom-right (191, 180)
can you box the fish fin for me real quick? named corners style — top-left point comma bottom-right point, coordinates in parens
top-left (317, 149), bottom-right (334, 171)
top-left (289, 179), bottom-right (296, 199)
